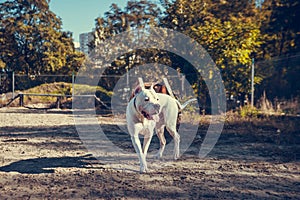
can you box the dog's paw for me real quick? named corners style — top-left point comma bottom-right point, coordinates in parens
top-left (173, 154), bottom-right (180, 160)
top-left (140, 164), bottom-right (148, 173)
top-left (154, 152), bottom-right (163, 160)
top-left (140, 166), bottom-right (148, 173)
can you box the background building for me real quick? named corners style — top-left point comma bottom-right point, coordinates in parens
top-left (79, 31), bottom-right (95, 55)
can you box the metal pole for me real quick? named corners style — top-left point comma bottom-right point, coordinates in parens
top-left (19, 93), bottom-right (24, 107)
top-left (126, 67), bottom-right (129, 87)
top-left (251, 58), bottom-right (255, 107)
top-left (72, 71), bottom-right (75, 98)
top-left (12, 71), bottom-right (15, 99)
top-left (163, 77), bottom-right (175, 98)
top-left (181, 75), bottom-right (185, 94)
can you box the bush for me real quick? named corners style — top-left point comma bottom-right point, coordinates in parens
top-left (239, 105), bottom-right (259, 118)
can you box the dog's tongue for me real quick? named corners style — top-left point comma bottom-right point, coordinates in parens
top-left (152, 114), bottom-right (159, 122)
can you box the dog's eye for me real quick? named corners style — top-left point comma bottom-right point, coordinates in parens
top-left (145, 97), bottom-right (150, 101)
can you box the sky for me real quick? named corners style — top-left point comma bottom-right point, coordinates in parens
top-left (49, 0), bottom-right (128, 44)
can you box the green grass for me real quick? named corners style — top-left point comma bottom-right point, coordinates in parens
top-left (25, 82), bottom-right (71, 95)
top-left (17, 82), bottom-right (112, 105)
top-left (72, 83), bottom-right (113, 97)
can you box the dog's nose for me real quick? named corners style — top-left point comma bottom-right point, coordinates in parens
top-left (154, 104), bottom-right (160, 110)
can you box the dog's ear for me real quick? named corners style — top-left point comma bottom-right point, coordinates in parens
top-left (153, 83), bottom-right (162, 93)
top-left (150, 83), bottom-right (155, 92)
top-left (138, 77), bottom-right (145, 90)
top-left (134, 86), bottom-right (142, 95)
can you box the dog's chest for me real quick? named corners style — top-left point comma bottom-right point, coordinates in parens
top-left (138, 119), bottom-right (156, 135)
top-left (142, 118), bottom-right (155, 127)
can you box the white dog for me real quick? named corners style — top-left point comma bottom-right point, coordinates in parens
top-left (126, 84), bottom-right (196, 173)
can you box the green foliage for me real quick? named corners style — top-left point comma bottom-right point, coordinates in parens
top-left (160, 0), bottom-right (263, 98)
top-left (15, 82), bottom-right (112, 105)
top-left (255, 0), bottom-right (300, 100)
top-left (190, 18), bottom-right (262, 94)
top-left (73, 84), bottom-right (113, 97)
top-left (260, 0), bottom-right (300, 57)
top-left (0, 0), bottom-right (85, 75)
top-left (161, 0), bottom-right (210, 31)
top-left (1, 0), bottom-right (298, 104)
top-left (92, 0), bottom-right (264, 98)
top-left (95, 1), bottom-right (161, 41)
top-left (93, 0), bottom-right (164, 91)
top-left (239, 105), bottom-right (259, 118)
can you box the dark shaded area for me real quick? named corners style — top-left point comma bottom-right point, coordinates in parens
top-left (0, 114), bottom-right (299, 165)
top-left (0, 155), bottom-right (97, 174)
top-left (206, 115), bottom-right (300, 163)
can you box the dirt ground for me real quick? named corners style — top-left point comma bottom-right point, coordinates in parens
top-left (0, 107), bottom-right (299, 199)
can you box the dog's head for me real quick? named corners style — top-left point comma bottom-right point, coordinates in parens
top-left (134, 85), bottom-right (160, 121)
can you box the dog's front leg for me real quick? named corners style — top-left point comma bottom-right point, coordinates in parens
top-left (131, 135), bottom-right (147, 173)
top-left (129, 123), bottom-right (148, 173)
top-left (143, 127), bottom-right (154, 159)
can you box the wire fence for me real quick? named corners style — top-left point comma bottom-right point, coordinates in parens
top-left (1, 52), bottom-right (299, 114)
top-left (0, 72), bottom-right (192, 110)
top-left (0, 73), bottom-right (191, 97)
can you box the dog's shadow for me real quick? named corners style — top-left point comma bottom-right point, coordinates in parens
top-left (0, 154), bottom-right (98, 174)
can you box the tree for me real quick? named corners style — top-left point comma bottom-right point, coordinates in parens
top-left (208, 0), bottom-right (258, 22)
top-left (191, 17), bottom-right (262, 95)
top-left (93, 0), bottom-right (163, 90)
top-left (92, 0), bottom-right (264, 106)
top-left (160, 0), bottom-right (211, 31)
top-left (260, 0), bottom-right (300, 57)
top-left (255, 0), bottom-right (300, 99)
top-left (95, 1), bottom-right (161, 41)
top-left (161, 0), bottom-right (263, 98)
top-left (0, 0), bottom-right (85, 75)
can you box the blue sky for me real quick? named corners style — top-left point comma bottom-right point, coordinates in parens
top-left (49, 0), bottom-right (128, 43)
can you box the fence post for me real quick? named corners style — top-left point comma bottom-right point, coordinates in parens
top-left (72, 71), bottom-right (75, 98)
top-left (251, 58), bottom-right (255, 107)
top-left (12, 71), bottom-right (15, 99)
top-left (19, 93), bottom-right (24, 107)
top-left (181, 75), bottom-right (185, 94)
top-left (126, 67), bottom-right (129, 87)
top-left (56, 96), bottom-right (61, 109)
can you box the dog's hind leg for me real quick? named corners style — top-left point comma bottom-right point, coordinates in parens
top-left (166, 126), bottom-right (180, 160)
top-left (155, 125), bottom-right (166, 159)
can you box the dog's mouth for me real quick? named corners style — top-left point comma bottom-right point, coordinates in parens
top-left (141, 110), bottom-right (152, 120)
top-left (141, 110), bottom-right (159, 122)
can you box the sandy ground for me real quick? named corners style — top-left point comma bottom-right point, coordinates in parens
top-left (0, 107), bottom-right (299, 199)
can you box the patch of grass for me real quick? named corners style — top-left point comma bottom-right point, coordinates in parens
top-left (239, 105), bottom-right (259, 118)
top-left (25, 82), bottom-right (71, 95)
top-left (12, 82), bottom-right (112, 106)
top-left (72, 84), bottom-right (113, 97)
top-left (257, 91), bottom-right (299, 116)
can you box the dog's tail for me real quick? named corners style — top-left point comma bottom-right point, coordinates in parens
top-left (178, 98), bottom-right (198, 111)
top-left (176, 98), bottom-right (197, 131)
